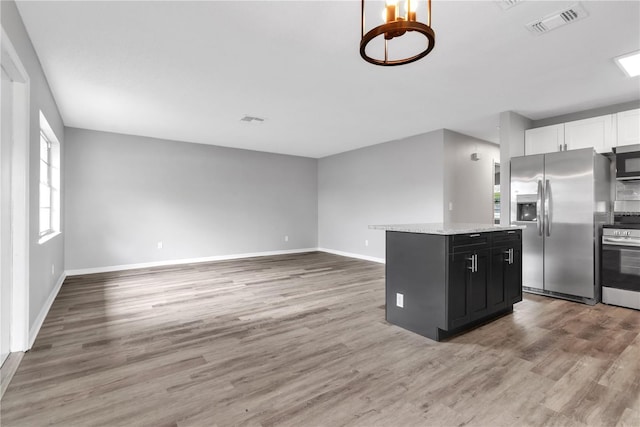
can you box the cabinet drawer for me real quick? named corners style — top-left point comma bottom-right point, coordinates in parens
top-left (451, 232), bottom-right (490, 250)
top-left (491, 230), bottom-right (521, 245)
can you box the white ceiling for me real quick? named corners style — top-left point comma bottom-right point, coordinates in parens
top-left (15, 0), bottom-right (640, 158)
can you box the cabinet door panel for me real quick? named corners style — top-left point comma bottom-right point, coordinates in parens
top-left (616, 109), bottom-right (640, 147)
top-left (448, 253), bottom-right (471, 329)
top-left (525, 124), bottom-right (564, 155)
top-left (489, 247), bottom-right (508, 312)
top-left (506, 247), bottom-right (523, 304)
top-left (564, 115), bottom-right (613, 153)
top-left (469, 249), bottom-right (490, 320)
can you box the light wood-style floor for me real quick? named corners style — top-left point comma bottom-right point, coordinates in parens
top-left (1, 252), bottom-right (639, 427)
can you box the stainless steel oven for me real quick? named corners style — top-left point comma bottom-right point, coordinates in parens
top-left (601, 227), bottom-right (640, 310)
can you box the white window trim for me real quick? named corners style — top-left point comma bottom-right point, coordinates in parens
top-left (38, 111), bottom-right (60, 244)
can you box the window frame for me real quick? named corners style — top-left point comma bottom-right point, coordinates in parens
top-left (38, 112), bottom-right (60, 243)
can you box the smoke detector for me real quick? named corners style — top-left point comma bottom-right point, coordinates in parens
top-left (526, 3), bottom-right (588, 35)
top-left (240, 115), bottom-right (265, 123)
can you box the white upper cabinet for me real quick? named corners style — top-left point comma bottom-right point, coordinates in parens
top-left (564, 115), bottom-right (614, 153)
top-left (615, 109), bottom-right (640, 148)
top-left (525, 124), bottom-right (564, 156)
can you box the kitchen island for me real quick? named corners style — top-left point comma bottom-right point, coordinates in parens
top-left (370, 223), bottom-right (524, 341)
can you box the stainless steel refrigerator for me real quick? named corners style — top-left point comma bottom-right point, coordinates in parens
top-left (510, 148), bottom-right (611, 304)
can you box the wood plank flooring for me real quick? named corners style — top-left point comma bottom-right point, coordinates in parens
top-left (1, 251), bottom-right (639, 426)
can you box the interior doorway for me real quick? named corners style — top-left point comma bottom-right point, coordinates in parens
top-left (1, 65), bottom-right (13, 366)
top-left (1, 27), bottom-right (31, 368)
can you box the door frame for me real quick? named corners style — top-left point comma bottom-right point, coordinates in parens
top-left (1, 27), bottom-right (31, 353)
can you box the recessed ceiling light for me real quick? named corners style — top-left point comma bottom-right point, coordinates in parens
top-left (615, 51), bottom-right (640, 78)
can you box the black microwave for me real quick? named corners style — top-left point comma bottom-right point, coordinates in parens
top-left (614, 145), bottom-right (640, 181)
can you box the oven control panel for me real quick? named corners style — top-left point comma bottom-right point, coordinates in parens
top-left (603, 228), bottom-right (640, 247)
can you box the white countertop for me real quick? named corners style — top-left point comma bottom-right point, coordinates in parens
top-left (368, 223), bottom-right (525, 235)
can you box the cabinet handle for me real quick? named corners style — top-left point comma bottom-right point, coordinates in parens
top-left (469, 234), bottom-right (480, 238)
top-left (503, 248), bottom-right (514, 264)
top-left (466, 255), bottom-right (478, 272)
top-left (466, 256), bottom-right (474, 271)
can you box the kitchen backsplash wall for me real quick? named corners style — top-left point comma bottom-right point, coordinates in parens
top-left (616, 180), bottom-right (640, 201)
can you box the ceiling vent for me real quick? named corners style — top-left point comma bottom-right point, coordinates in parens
top-left (526, 4), bottom-right (588, 35)
top-left (496, 0), bottom-right (522, 11)
top-left (240, 115), bottom-right (265, 123)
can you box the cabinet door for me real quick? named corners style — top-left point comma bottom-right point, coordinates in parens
top-left (489, 246), bottom-right (509, 312)
top-left (469, 249), bottom-right (490, 320)
top-left (506, 246), bottom-right (523, 305)
top-left (616, 109), bottom-right (640, 148)
top-left (448, 252), bottom-right (472, 329)
top-left (525, 124), bottom-right (564, 155)
top-left (490, 245), bottom-right (523, 310)
top-left (564, 115), bottom-right (613, 153)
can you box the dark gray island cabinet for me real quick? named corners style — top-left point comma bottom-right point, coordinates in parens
top-left (370, 224), bottom-right (524, 341)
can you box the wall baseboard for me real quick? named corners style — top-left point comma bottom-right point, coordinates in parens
top-left (66, 247), bottom-right (386, 278)
top-left (317, 247), bottom-right (385, 264)
top-left (65, 248), bottom-right (320, 276)
top-left (29, 271), bottom-right (67, 349)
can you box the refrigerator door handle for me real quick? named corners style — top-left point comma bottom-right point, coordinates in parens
top-left (536, 180), bottom-right (543, 236)
top-left (544, 179), bottom-right (551, 237)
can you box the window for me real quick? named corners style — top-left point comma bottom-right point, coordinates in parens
top-left (39, 112), bottom-right (60, 242)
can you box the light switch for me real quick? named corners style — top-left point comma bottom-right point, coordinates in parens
top-left (396, 293), bottom-right (404, 308)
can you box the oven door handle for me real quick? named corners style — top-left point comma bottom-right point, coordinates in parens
top-left (602, 238), bottom-right (640, 247)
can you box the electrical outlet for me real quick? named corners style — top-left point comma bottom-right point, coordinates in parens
top-left (396, 293), bottom-right (404, 308)
top-left (51, 264), bottom-right (55, 276)
top-left (365, 239), bottom-right (369, 247)
top-left (157, 241), bottom-right (163, 249)
top-left (284, 235), bottom-right (289, 242)
top-left (449, 202), bottom-right (453, 211)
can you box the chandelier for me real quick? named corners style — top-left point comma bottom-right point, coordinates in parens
top-left (360, 0), bottom-right (435, 66)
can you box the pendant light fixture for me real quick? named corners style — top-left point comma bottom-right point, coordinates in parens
top-left (360, 0), bottom-right (435, 66)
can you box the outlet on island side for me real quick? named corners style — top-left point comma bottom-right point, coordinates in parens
top-left (396, 293), bottom-right (404, 308)
top-left (284, 235), bottom-right (289, 242)
top-left (365, 239), bottom-right (369, 247)
top-left (51, 264), bottom-right (55, 276)
top-left (157, 241), bottom-right (163, 249)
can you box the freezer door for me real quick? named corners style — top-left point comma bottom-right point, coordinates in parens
top-left (544, 149), bottom-right (595, 298)
top-left (510, 155), bottom-right (544, 290)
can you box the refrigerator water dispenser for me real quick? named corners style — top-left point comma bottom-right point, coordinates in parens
top-left (516, 195), bottom-right (537, 222)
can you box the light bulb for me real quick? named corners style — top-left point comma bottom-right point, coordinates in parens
top-left (384, 0), bottom-right (397, 23)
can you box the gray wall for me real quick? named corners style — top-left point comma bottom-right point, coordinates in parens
top-left (2, 0), bottom-right (66, 329)
top-left (499, 111), bottom-right (531, 226)
top-left (443, 130), bottom-right (500, 224)
top-left (318, 130), bottom-right (445, 260)
top-left (64, 128), bottom-right (318, 270)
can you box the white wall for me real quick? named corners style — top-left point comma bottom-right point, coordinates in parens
top-left (318, 130), bottom-right (445, 260)
top-left (64, 128), bottom-right (318, 271)
top-left (2, 0), bottom-right (65, 332)
top-left (443, 130), bottom-right (500, 224)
